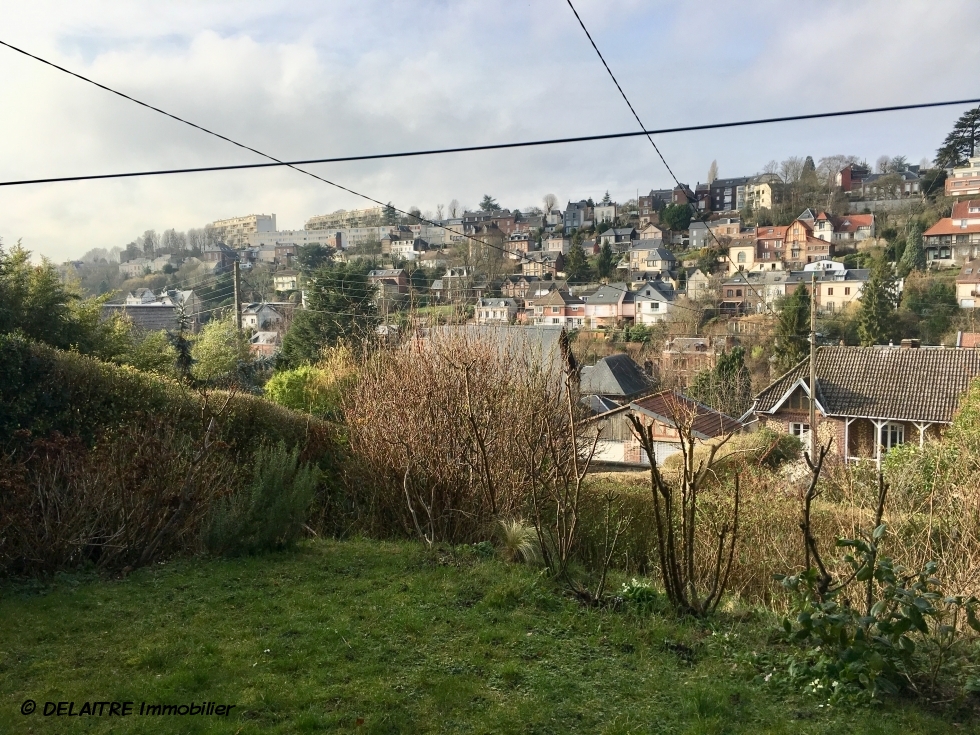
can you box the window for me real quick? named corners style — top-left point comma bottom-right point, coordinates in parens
top-left (845, 287), bottom-right (851, 295)
top-left (736, 289), bottom-right (743, 297)
top-left (552, 306), bottom-right (560, 314)
top-left (879, 422), bottom-right (904, 451)
top-left (551, 318), bottom-right (560, 324)
top-left (650, 301), bottom-right (660, 310)
top-left (737, 252), bottom-right (746, 263)
top-left (827, 288), bottom-right (834, 296)
top-left (790, 422), bottom-right (810, 437)
top-left (726, 289), bottom-right (734, 297)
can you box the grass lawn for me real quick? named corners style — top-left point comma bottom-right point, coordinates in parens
top-left (1, 539), bottom-right (975, 734)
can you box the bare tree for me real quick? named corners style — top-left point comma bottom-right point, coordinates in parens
top-left (448, 199), bottom-right (460, 218)
top-left (707, 160), bottom-right (718, 184)
top-left (762, 159), bottom-right (779, 175)
top-left (543, 193), bottom-right (558, 213)
top-left (876, 155), bottom-right (890, 174)
top-left (817, 155), bottom-right (861, 189)
top-left (779, 157), bottom-right (804, 183)
top-left (435, 203), bottom-right (444, 221)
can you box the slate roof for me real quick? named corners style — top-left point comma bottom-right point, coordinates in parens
top-left (102, 304), bottom-right (181, 332)
top-left (587, 283), bottom-right (632, 305)
top-left (581, 394), bottom-right (622, 415)
top-left (635, 281), bottom-right (676, 301)
top-left (579, 354), bottom-right (652, 399)
top-left (957, 259), bottom-right (980, 285)
top-left (476, 298), bottom-right (517, 308)
top-left (752, 346), bottom-right (980, 423)
top-left (536, 289), bottom-right (584, 307)
top-left (424, 324), bottom-right (567, 373)
top-left (631, 391), bottom-right (742, 439)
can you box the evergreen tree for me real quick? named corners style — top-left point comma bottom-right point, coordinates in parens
top-left (858, 256), bottom-right (898, 346)
top-left (279, 262), bottom-right (378, 366)
top-left (563, 242), bottom-right (590, 283)
top-left (660, 203), bottom-right (692, 231)
top-left (601, 190), bottom-right (612, 205)
top-left (936, 105), bottom-right (980, 169)
top-left (383, 202), bottom-right (398, 226)
top-left (596, 241), bottom-right (614, 279)
top-left (773, 283), bottom-right (810, 372)
top-left (898, 222), bottom-right (925, 276)
top-left (480, 195), bottom-right (500, 212)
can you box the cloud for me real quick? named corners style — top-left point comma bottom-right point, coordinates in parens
top-left (0, 0), bottom-right (976, 261)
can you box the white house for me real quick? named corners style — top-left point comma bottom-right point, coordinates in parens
top-left (633, 281), bottom-right (677, 324)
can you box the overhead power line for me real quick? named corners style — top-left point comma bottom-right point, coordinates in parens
top-left (563, 0), bottom-right (781, 315)
top-left (5, 35), bottom-right (951, 320)
top-left (1, 97), bottom-right (978, 188)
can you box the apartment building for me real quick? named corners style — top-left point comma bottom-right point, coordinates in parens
top-left (946, 156), bottom-right (980, 198)
top-left (208, 214), bottom-right (276, 249)
top-left (305, 207), bottom-right (384, 230)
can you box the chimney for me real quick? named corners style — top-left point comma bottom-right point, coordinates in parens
top-left (900, 339), bottom-right (921, 349)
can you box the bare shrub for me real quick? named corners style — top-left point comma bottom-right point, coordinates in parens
top-left (628, 394), bottom-right (740, 616)
top-left (344, 328), bottom-right (575, 545)
top-left (0, 421), bottom-right (237, 576)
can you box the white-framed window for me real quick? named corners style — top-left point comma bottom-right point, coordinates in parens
top-left (879, 422), bottom-right (904, 451)
top-left (790, 422), bottom-right (810, 438)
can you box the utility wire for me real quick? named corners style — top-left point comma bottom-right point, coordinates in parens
top-left (8, 36), bottom-right (926, 320)
top-left (1, 96), bottom-right (978, 188)
top-left (564, 0), bottom-right (800, 316)
top-left (0, 39), bottom-right (977, 188)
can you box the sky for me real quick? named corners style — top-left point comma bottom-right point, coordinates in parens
top-left (1, 0), bottom-right (978, 262)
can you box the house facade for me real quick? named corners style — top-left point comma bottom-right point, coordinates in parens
top-left (956, 259), bottom-right (980, 308)
top-left (748, 346), bottom-right (980, 467)
top-left (633, 281), bottom-right (677, 325)
top-left (923, 199), bottom-right (980, 266)
top-left (583, 283), bottom-right (634, 328)
top-left (475, 297), bottom-right (518, 324)
top-left (532, 289), bottom-right (586, 327)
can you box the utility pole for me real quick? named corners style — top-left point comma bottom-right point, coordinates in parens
top-left (808, 271), bottom-right (818, 460)
top-left (233, 260), bottom-right (242, 334)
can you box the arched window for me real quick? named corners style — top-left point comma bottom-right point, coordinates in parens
top-left (737, 252), bottom-right (746, 263)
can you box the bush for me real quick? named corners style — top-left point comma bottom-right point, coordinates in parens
top-left (204, 443), bottom-right (319, 556)
top-left (0, 422), bottom-right (238, 576)
top-left (776, 546), bottom-right (980, 703)
top-left (265, 346), bottom-right (358, 419)
top-left (0, 334), bottom-right (338, 466)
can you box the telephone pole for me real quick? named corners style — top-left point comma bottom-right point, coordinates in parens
top-left (809, 271), bottom-right (818, 460)
top-left (233, 260), bottom-right (242, 333)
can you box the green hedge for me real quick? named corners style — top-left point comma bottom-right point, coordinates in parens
top-left (0, 334), bottom-right (338, 467)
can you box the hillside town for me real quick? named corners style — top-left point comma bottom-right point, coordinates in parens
top-left (9, 1), bottom-right (980, 728)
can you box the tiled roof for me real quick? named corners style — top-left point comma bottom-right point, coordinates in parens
top-left (753, 346), bottom-right (980, 423)
top-left (102, 304), bottom-right (180, 333)
top-left (580, 354), bottom-right (652, 398)
top-left (535, 289), bottom-right (583, 307)
top-left (924, 219), bottom-right (980, 237)
top-left (957, 259), bottom-right (980, 284)
top-left (476, 298), bottom-right (517, 308)
top-left (952, 200), bottom-right (980, 218)
top-left (587, 283), bottom-right (632, 305)
top-left (631, 391), bottom-right (741, 439)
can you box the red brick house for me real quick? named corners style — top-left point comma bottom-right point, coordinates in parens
top-left (748, 346), bottom-right (980, 466)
